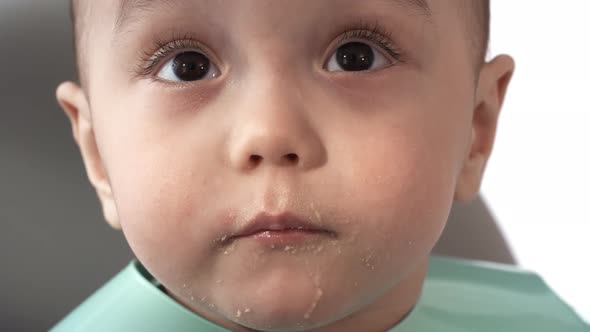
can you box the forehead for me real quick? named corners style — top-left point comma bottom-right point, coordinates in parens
top-left (97, 0), bottom-right (436, 33)
top-left (114, 0), bottom-right (432, 18)
top-left (77, 0), bottom-right (478, 67)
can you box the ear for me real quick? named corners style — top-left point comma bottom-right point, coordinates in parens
top-left (454, 55), bottom-right (515, 202)
top-left (56, 82), bottom-right (121, 229)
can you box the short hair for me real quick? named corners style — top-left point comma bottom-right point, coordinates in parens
top-left (69, 0), bottom-right (88, 87)
top-left (467, 0), bottom-right (491, 68)
top-left (69, 0), bottom-right (490, 85)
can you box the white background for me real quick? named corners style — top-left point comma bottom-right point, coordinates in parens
top-left (484, 1), bottom-right (590, 322)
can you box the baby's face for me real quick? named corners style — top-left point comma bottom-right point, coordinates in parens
top-left (65, 0), bottom-right (508, 330)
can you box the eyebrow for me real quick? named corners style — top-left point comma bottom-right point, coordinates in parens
top-left (115, 0), bottom-right (161, 32)
top-left (389, 0), bottom-right (432, 16)
top-left (114, 0), bottom-right (432, 34)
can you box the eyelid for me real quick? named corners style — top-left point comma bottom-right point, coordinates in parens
top-left (323, 20), bottom-right (407, 67)
top-left (134, 33), bottom-right (222, 80)
top-left (134, 21), bottom-right (404, 80)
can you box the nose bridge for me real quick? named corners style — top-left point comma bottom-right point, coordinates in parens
top-left (227, 68), bottom-right (326, 172)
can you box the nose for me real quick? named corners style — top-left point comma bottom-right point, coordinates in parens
top-left (227, 79), bottom-right (326, 172)
top-left (233, 133), bottom-right (307, 169)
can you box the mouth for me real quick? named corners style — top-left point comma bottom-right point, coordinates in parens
top-left (225, 211), bottom-right (336, 246)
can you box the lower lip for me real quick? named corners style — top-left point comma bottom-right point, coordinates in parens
top-left (237, 229), bottom-right (331, 246)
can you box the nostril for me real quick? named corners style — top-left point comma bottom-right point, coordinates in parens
top-left (284, 153), bottom-right (299, 163)
top-left (247, 153), bottom-right (299, 167)
top-left (250, 155), bottom-right (263, 165)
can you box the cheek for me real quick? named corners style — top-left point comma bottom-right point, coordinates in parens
top-left (93, 111), bottom-right (222, 282)
top-left (339, 78), bottom-right (472, 259)
top-left (356, 142), bottom-right (455, 247)
top-left (328, 114), bottom-right (462, 276)
top-left (113, 145), bottom-right (202, 266)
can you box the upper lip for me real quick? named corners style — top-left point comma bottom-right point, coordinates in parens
top-left (231, 211), bottom-right (332, 239)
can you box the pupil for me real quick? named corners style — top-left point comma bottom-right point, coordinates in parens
top-left (172, 52), bottom-right (210, 81)
top-left (336, 42), bottom-right (374, 71)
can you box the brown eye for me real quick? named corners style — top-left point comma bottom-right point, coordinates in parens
top-left (157, 51), bottom-right (220, 82)
top-left (336, 42), bottom-right (374, 71)
top-left (326, 41), bottom-right (390, 72)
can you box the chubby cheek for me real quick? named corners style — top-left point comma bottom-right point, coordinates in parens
top-left (331, 119), bottom-right (461, 288)
top-left (359, 151), bottom-right (452, 251)
top-left (116, 149), bottom-right (207, 275)
top-left (94, 117), bottom-right (221, 289)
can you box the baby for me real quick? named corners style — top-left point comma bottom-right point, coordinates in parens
top-left (51, 0), bottom-right (589, 331)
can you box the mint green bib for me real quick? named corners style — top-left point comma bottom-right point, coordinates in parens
top-left (50, 256), bottom-right (590, 331)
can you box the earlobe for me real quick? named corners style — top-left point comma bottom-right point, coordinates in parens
top-left (454, 55), bottom-right (515, 202)
top-left (56, 82), bottom-right (121, 229)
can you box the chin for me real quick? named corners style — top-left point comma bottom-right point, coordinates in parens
top-left (218, 268), bottom-right (342, 331)
top-left (231, 309), bottom-right (333, 332)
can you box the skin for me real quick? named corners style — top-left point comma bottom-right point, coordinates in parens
top-left (57, 1), bottom-right (514, 331)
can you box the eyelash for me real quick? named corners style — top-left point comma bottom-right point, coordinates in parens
top-left (136, 34), bottom-right (204, 78)
top-left (335, 20), bottom-right (406, 64)
top-left (135, 20), bottom-right (405, 79)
